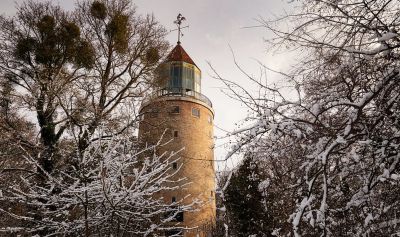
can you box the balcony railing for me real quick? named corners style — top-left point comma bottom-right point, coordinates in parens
top-left (142, 88), bottom-right (213, 108)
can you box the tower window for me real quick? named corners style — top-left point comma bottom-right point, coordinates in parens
top-left (170, 65), bottom-right (182, 89)
top-left (192, 108), bottom-right (200, 118)
top-left (208, 115), bottom-right (212, 124)
top-left (170, 106), bottom-right (180, 114)
top-left (165, 229), bottom-right (182, 236)
top-left (172, 196), bottom-right (176, 203)
top-left (164, 206), bottom-right (184, 222)
top-left (172, 162), bottom-right (178, 170)
top-left (175, 210), bottom-right (184, 222)
top-left (173, 130), bottom-right (179, 137)
top-left (182, 65), bottom-right (195, 91)
top-left (150, 108), bottom-right (159, 118)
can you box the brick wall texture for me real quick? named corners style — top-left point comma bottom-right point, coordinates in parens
top-left (139, 96), bottom-right (216, 237)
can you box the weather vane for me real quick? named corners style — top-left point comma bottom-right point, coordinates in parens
top-left (173, 13), bottom-right (189, 44)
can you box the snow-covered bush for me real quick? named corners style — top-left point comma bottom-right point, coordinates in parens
top-left (0, 132), bottom-right (191, 236)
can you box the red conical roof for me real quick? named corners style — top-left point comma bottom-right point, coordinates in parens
top-left (166, 43), bottom-right (197, 66)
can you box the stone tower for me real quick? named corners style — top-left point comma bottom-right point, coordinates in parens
top-left (138, 42), bottom-right (216, 237)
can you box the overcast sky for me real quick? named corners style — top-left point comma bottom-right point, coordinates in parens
top-left (0, 0), bottom-right (294, 168)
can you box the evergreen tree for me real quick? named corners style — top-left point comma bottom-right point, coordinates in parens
top-left (224, 156), bottom-right (272, 237)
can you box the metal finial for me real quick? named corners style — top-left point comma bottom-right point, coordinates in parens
top-left (173, 13), bottom-right (186, 44)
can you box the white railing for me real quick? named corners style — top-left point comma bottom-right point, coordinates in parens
top-left (143, 88), bottom-right (213, 108)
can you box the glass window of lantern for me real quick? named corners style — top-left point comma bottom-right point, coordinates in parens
top-left (182, 65), bottom-right (194, 91)
top-left (194, 70), bottom-right (201, 92)
top-left (169, 64), bottom-right (182, 88)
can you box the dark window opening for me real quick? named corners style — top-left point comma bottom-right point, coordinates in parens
top-left (175, 210), bottom-right (184, 222)
top-left (173, 130), bottom-right (179, 137)
top-left (165, 229), bottom-right (183, 237)
top-left (164, 206), bottom-right (184, 222)
top-left (172, 196), bottom-right (176, 203)
top-left (172, 162), bottom-right (178, 170)
top-left (150, 108), bottom-right (159, 118)
top-left (170, 106), bottom-right (180, 114)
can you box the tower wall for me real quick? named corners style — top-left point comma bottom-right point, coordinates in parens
top-left (138, 96), bottom-right (216, 237)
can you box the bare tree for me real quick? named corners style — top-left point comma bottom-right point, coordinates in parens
top-left (0, 0), bottom-right (168, 176)
top-left (70, 0), bottom-right (168, 154)
top-left (0, 0), bottom-right (180, 235)
top-left (217, 0), bottom-right (400, 236)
